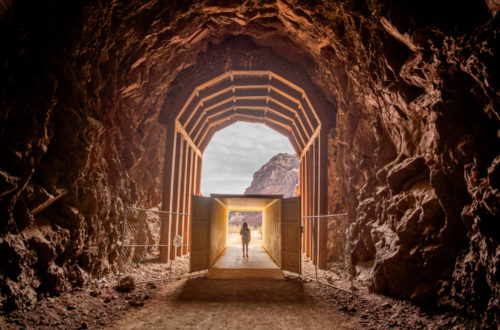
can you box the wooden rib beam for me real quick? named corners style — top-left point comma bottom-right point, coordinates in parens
top-left (183, 147), bottom-right (193, 255)
top-left (185, 93), bottom-right (313, 149)
top-left (175, 121), bottom-right (202, 158)
top-left (192, 103), bottom-right (308, 151)
top-left (175, 71), bottom-right (322, 152)
top-left (197, 112), bottom-right (299, 153)
top-left (177, 140), bottom-right (188, 256)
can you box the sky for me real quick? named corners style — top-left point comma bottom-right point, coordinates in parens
top-left (200, 122), bottom-right (296, 196)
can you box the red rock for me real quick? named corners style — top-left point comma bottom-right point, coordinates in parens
top-left (386, 157), bottom-right (428, 194)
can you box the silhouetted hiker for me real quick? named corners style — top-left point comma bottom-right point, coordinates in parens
top-left (240, 222), bottom-right (251, 257)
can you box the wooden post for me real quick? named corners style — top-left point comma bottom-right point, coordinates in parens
top-left (314, 138), bottom-right (321, 266)
top-left (196, 155), bottom-right (202, 195)
top-left (318, 128), bottom-right (329, 269)
top-left (307, 148), bottom-right (313, 259)
top-left (310, 139), bottom-right (316, 265)
top-left (160, 124), bottom-right (177, 262)
top-left (177, 140), bottom-right (187, 257)
top-left (303, 151), bottom-right (308, 257)
top-left (183, 147), bottom-right (193, 255)
top-left (300, 155), bottom-right (305, 254)
top-left (170, 132), bottom-right (183, 260)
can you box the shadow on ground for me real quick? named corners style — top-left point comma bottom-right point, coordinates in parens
top-left (176, 278), bottom-right (305, 303)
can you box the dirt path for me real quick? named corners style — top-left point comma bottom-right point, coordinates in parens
top-left (107, 277), bottom-right (363, 329)
top-left (2, 256), bottom-right (478, 329)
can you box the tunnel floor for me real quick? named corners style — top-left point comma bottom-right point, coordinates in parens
top-left (108, 277), bottom-right (363, 329)
top-left (207, 245), bottom-right (283, 280)
top-left (3, 257), bottom-right (476, 329)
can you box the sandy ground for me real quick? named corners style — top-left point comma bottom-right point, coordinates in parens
top-left (108, 278), bottom-right (363, 330)
top-left (1, 251), bottom-right (479, 329)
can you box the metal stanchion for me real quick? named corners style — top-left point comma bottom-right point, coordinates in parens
top-left (347, 216), bottom-right (354, 291)
top-left (300, 213), bottom-right (355, 294)
top-left (119, 206), bottom-right (191, 283)
top-left (118, 207), bottom-right (127, 284)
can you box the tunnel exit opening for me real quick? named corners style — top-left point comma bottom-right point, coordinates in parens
top-left (227, 210), bottom-right (262, 247)
top-left (190, 194), bottom-right (301, 278)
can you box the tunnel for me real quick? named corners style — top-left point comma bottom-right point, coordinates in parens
top-left (159, 69), bottom-right (333, 268)
top-left (0, 0), bottom-right (499, 326)
top-left (189, 194), bottom-right (300, 279)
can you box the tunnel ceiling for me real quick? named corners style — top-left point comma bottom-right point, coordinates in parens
top-left (0, 0), bottom-right (498, 325)
top-left (173, 70), bottom-right (323, 155)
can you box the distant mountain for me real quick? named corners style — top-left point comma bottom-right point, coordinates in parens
top-left (229, 153), bottom-right (299, 227)
top-left (244, 153), bottom-right (300, 197)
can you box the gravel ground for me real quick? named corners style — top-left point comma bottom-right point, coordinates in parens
top-left (1, 254), bottom-right (479, 329)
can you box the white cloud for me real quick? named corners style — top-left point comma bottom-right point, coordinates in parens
top-left (201, 122), bottom-right (295, 195)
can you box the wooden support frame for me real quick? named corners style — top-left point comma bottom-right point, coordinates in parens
top-left (177, 140), bottom-right (188, 257)
top-left (169, 132), bottom-right (183, 260)
top-left (160, 70), bottom-right (333, 269)
top-left (317, 128), bottom-right (329, 268)
top-left (160, 124), bottom-right (176, 262)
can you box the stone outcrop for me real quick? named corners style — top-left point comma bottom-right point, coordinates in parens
top-left (0, 0), bottom-right (498, 325)
top-left (229, 153), bottom-right (299, 226)
top-left (244, 153), bottom-right (299, 197)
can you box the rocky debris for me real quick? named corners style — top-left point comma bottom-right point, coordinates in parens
top-left (0, 256), bottom-right (479, 329)
top-left (116, 276), bottom-right (135, 293)
top-left (1, 270), bottom-right (162, 329)
top-left (296, 259), bottom-right (480, 329)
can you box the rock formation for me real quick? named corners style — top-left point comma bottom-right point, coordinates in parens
top-left (245, 153), bottom-right (299, 197)
top-left (0, 0), bottom-right (498, 325)
top-left (228, 153), bottom-right (299, 226)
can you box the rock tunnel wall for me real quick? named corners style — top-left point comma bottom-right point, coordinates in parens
top-left (0, 0), bottom-right (498, 324)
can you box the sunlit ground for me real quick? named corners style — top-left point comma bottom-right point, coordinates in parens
top-left (227, 226), bottom-right (262, 247)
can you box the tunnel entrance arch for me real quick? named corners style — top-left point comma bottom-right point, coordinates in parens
top-left (160, 70), bottom-right (332, 268)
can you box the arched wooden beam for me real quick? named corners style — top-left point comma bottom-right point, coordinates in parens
top-left (192, 105), bottom-right (305, 151)
top-left (263, 121), bottom-right (300, 156)
top-left (198, 116), bottom-right (301, 156)
top-left (198, 111), bottom-right (293, 148)
top-left (183, 87), bottom-right (315, 141)
top-left (197, 112), bottom-right (300, 154)
top-left (176, 71), bottom-right (321, 142)
top-left (198, 115), bottom-right (266, 152)
top-left (188, 99), bottom-right (308, 150)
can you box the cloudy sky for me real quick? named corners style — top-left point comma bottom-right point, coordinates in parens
top-left (201, 122), bottom-right (296, 195)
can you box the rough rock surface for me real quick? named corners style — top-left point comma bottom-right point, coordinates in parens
top-left (244, 153), bottom-right (299, 197)
top-left (0, 0), bottom-right (498, 325)
top-left (229, 153), bottom-right (299, 226)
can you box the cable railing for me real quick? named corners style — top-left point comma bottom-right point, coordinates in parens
top-left (118, 207), bottom-right (192, 282)
top-left (118, 207), bottom-right (354, 293)
top-left (301, 213), bottom-right (355, 293)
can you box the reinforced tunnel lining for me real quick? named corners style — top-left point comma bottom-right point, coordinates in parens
top-left (161, 70), bottom-right (332, 268)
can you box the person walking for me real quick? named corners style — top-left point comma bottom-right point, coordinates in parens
top-left (240, 222), bottom-right (251, 258)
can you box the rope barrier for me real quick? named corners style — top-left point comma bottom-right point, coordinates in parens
top-left (119, 206), bottom-right (191, 283)
top-left (300, 213), bottom-right (355, 291)
top-left (301, 213), bottom-right (348, 219)
top-left (126, 206), bottom-right (190, 216)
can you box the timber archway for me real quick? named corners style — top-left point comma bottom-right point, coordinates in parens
top-left (160, 70), bottom-right (334, 269)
